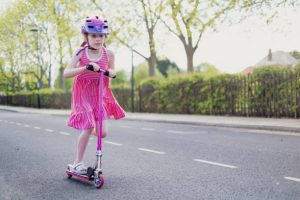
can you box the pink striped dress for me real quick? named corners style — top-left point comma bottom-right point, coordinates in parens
top-left (67, 46), bottom-right (126, 130)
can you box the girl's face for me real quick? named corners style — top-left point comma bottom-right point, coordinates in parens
top-left (87, 33), bottom-right (106, 49)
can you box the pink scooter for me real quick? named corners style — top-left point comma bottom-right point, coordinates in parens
top-left (66, 66), bottom-right (115, 189)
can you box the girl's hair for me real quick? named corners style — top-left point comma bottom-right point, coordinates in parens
top-left (80, 41), bottom-right (87, 47)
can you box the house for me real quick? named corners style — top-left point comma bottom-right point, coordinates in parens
top-left (241, 49), bottom-right (299, 74)
top-left (241, 66), bottom-right (254, 75)
top-left (255, 49), bottom-right (298, 67)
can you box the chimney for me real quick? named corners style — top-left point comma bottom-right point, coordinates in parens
top-left (268, 49), bottom-right (272, 61)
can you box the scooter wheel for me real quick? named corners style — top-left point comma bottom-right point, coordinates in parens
top-left (94, 175), bottom-right (104, 189)
top-left (68, 174), bottom-right (72, 179)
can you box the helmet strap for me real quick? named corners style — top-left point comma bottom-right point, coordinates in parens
top-left (88, 46), bottom-right (97, 50)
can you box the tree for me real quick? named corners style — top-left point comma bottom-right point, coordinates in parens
top-left (47, 0), bottom-right (82, 90)
top-left (92, 0), bottom-right (164, 77)
top-left (110, 70), bottom-right (129, 86)
top-left (157, 57), bottom-right (180, 77)
top-left (162, 0), bottom-right (238, 73)
top-left (134, 62), bottom-right (163, 85)
top-left (134, 63), bottom-right (148, 86)
top-left (0, 1), bottom-right (32, 92)
top-left (290, 51), bottom-right (300, 61)
top-left (195, 62), bottom-right (220, 78)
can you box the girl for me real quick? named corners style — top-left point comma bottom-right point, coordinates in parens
top-left (63, 16), bottom-right (125, 174)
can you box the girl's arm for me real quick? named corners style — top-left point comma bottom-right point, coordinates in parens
top-left (107, 49), bottom-right (116, 78)
top-left (63, 49), bottom-right (86, 79)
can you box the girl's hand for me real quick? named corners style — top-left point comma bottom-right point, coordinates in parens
top-left (89, 62), bottom-right (100, 72)
top-left (107, 68), bottom-right (116, 78)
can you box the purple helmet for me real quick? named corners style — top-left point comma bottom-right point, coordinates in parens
top-left (81, 16), bottom-right (109, 34)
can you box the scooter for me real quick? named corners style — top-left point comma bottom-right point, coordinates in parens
top-left (66, 66), bottom-right (115, 189)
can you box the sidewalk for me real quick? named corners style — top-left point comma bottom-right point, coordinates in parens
top-left (1, 105), bottom-right (300, 133)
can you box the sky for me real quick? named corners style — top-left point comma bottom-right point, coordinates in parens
top-left (1, 1), bottom-right (299, 74)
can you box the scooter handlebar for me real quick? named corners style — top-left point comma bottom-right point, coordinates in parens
top-left (86, 64), bottom-right (116, 79)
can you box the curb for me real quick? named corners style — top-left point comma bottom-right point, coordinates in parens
top-left (123, 118), bottom-right (300, 133)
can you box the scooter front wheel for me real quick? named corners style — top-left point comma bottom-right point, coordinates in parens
top-left (94, 175), bottom-right (104, 189)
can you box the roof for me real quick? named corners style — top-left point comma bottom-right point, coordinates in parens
top-left (255, 50), bottom-right (298, 67)
top-left (241, 66), bottom-right (254, 74)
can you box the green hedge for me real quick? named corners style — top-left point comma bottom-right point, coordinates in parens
top-left (137, 73), bottom-right (242, 115)
top-left (136, 67), bottom-right (300, 118)
top-left (2, 89), bottom-right (71, 109)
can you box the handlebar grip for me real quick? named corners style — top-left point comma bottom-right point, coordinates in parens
top-left (104, 70), bottom-right (116, 79)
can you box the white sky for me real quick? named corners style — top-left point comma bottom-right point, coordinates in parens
top-left (0, 0), bottom-right (12, 12)
top-left (1, 1), bottom-right (299, 74)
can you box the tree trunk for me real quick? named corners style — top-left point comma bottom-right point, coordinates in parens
top-left (12, 79), bottom-right (15, 93)
top-left (58, 38), bottom-right (65, 90)
top-left (185, 43), bottom-right (195, 73)
top-left (186, 51), bottom-right (194, 73)
top-left (48, 64), bottom-right (51, 88)
top-left (17, 77), bottom-right (21, 92)
top-left (148, 52), bottom-right (156, 77)
top-left (59, 66), bottom-right (65, 90)
top-left (148, 28), bottom-right (156, 76)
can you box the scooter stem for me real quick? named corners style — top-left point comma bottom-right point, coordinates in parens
top-left (98, 71), bottom-right (103, 151)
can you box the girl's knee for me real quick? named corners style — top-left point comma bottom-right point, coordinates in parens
top-left (91, 128), bottom-right (107, 138)
top-left (102, 131), bottom-right (107, 138)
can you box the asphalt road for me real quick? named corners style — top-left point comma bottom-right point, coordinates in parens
top-left (0, 110), bottom-right (299, 200)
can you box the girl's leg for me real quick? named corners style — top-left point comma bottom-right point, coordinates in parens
top-left (92, 121), bottom-right (108, 138)
top-left (74, 128), bottom-right (93, 165)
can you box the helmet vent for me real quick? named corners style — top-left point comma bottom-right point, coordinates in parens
top-left (88, 25), bottom-right (94, 28)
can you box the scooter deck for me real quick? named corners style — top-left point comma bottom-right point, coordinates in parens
top-left (66, 170), bottom-right (93, 180)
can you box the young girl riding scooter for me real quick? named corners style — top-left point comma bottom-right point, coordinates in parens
top-left (63, 16), bottom-right (125, 174)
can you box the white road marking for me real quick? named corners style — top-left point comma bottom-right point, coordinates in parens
top-left (141, 128), bottom-right (156, 131)
top-left (33, 126), bottom-right (41, 130)
top-left (59, 131), bottom-right (70, 136)
top-left (167, 130), bottom-right (186, 134)
top-left (120, 125), bottom-right (131, 128)
top-left (167, 130), bottom-right (201, 134)
top-left (45, 129), bottom-right (54, 132)
top-left (138, 148), bottom-right (165, 155)
top-left (193, 159), bottom-right (237, 169)
top-left (284, 177), bottom-right (300, 183)
top-left (9, 121), bottom-right (15, 124)
top-left (188, 125), bottom-right (201, 128)
top-left (24, 124), bottom-right (30, 128)
top-left (16, 123), bottom-right (22, 126)
top-left (230, 128), bottom-right (300, 137)
top-left (104, 141), bottom-right (123, 146)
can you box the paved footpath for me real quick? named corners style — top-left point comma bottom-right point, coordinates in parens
top-left (1, 105), bottom-right (300, 133)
